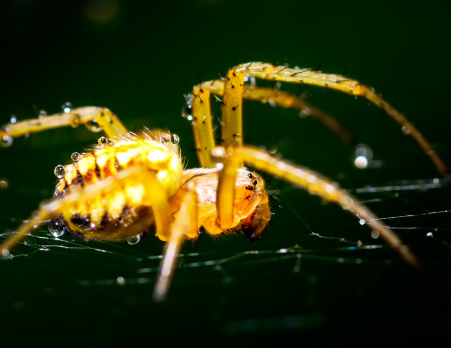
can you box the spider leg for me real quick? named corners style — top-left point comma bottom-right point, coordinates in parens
top-left (154, 182), bottom-right (199, 302)
top-left (211, 145), bottom-right (421, 268)
top-left (221, 70), bottom-right (245, 151)
top-left (198, 80), bottom-right (357, 147)
top-left (0, 166), bottom-right (173, 256)
top-left (223, 62), bottom-right (447, 176)
top-left (1, 107), bottom-right (128, 147)
top-left (190, 86), bottom-right (216, 168)
top-left (190, 78), bottom-right (356, 168)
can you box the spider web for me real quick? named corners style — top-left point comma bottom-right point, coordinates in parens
top-left (1, 0), bottom-right (449, 344)
top-left (1, 136), bottom-right (450, 344)
top-left (1, 75), bottom-right (450, 345)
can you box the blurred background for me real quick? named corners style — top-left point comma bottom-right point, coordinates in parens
top-left (1, 0), bottom-right (450, 346)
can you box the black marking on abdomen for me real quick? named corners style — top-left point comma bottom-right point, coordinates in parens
top-left (76, 169), bottom-right (84, 187)
top-left (118, 204), bottom-right (130, 224)
top-left (71, 214), bottom-right (91, 228)
top-left (100, 212), bottom-right (110, 228)
top-left (92, 152), bottom-right (102, 180)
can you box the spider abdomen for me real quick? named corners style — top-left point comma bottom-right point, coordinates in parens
top-left (54, 137), bottom-right (182, 240)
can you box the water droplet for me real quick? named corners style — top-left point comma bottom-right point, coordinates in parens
top-left (402, 126), bottom-right (411, 135)
top-left (426, 232), bottom-right (433, 237)
top-left (98, 136), bottom-right (109, 146)
top-left (1, 134), bottom-right (13, 148)
top-left (0, 180), bottom-right (7, 189)
top-left (39, 110), bottom-right (47, 119)
top-left (71, 152), bottom-right (81, 161)
top-left (433, 178), bottom-right (440, 184)
top-left (371, 231), bottom-right (379, 239)
top-left (243, 75), bottom-right (256, 87)
top-left (211, 147), bottom-right (226, 158)
top-left (182, 94), bottom-right (193, 121)
top-left (355, 156), bottom-right (368, 169)
top-left (117, 276), bottom-right (125, 285)
top-left (161, 134), bottom-right (171, 144)
top-left (127, 234), bottom-right (141, 245)
top-left (2, 249), bottom-right (10, 257)
top-left (269, 146), bottom-right (277, 155)
top-left (54, 165), bottom-right (66, 179)
top-left (359, 218), bottom-right (366, 225)
top-left (48, 220), bottom-right (65, 237)
top-left (62, 102), bottom-right (72, 113)
top-left (268, 99), bottom-right (277, 107)
top-left (171, 134), bottom-right (180, 145)
top-left (300, 107), bottom-right (311, 117)
top-left (10, 115), bottom-right (17, 124)
top-left (357, 240), bottom-right (363, 247)
top-left (85, 119), bottom-right (102, 132)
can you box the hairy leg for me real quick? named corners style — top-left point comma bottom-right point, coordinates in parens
top-left (219, 62), bottom-right (447, 176)
top-left (1, 107), bottom-right (128, 147)
top-left (211, 145), bottom-right (420, 268)
top-left (198, 80), bottom-right (357, 146)
top-left (154, 182), bottom-right (199, 302)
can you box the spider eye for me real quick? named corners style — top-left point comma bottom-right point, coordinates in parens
top-left (253, 180), bottom-right (258, 186)
top-left (245, 185), bottom-right (254, 191)
top-left (247, 173), bottom-right (253, 178)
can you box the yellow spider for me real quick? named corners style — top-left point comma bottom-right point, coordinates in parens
top-left (0, 62), bottom-right (444, 301)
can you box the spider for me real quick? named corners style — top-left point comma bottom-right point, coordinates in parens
top-left (0, 62), bottom-right (444, 301)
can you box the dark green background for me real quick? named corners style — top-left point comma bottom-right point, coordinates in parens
top-left (1, 0), bottom-right (450, 346)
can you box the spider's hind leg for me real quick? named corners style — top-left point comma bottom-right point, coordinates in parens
top-left (1, 107), bottom-right (128, 147)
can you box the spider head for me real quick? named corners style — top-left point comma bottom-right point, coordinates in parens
top-left (240, 171), bottom-right (270, 242)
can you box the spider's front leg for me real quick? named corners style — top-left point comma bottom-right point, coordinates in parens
top-left (1, 106), bottom-right (128, 147)
top-left (154, 182), bottom-right (199, 302)
top-left (211, 146), bottom-right (420, 268)
top-left (232, 63), bottom-right (448, 176)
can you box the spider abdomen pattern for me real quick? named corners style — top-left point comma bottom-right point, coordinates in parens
top-left (54, 137), bottom-right (182, 241)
